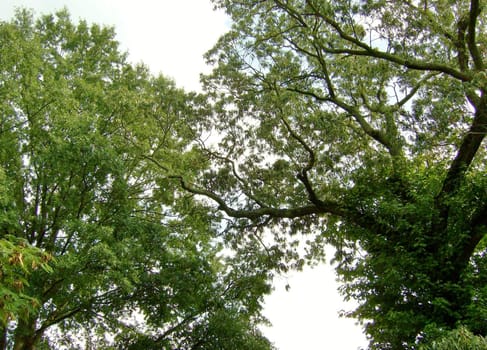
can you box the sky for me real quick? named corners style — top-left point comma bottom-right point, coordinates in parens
top-left (0, 1), bottom-right (367, 349)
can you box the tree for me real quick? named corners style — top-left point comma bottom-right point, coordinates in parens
top-left (149, 0), bottom-right (486, 348)
top-left (0, 9), bottom-right (274, 349)
top-left (419, 326), bottom-right (487, 350)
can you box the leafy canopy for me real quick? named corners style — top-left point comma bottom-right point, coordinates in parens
top-left (143, 0), bottom-right (487, 348)
top-left (0, 9), bottom-right (274, 350)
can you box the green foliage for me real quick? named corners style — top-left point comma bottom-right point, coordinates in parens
top-left (0, 235), bottom-right (53, 326)
top-left (0, 9), bottom-right (273, 349)
top-left (3, 1), bottom-right (485, 348)
top-left (419, 326), bottom-right (487, 350)
top-left (152, 0), bottom-right (487, 348)
top-left (0, 165), bottom-right (54, 326)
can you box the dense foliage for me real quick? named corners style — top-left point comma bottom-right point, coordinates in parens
top-left (0, 10), bottom-right (273, 350)
top-left (2, 1), bottom-right (486, 348)
top-left (419, 326), bottom-right (487, 350)
top-left (144, 0), bottom-right (486, 348)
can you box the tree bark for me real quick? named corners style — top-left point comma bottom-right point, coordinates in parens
top-left (13, 318), bottom-right (40, 350)
top-left (0, 324), bottom-right (7, 350)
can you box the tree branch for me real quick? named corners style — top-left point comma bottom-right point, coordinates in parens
top-left (278, 114), bottom-right (315, 173)
top-left (456, 13), bottom-right (470, 72)
top-left (198, 146), bottom-right (267, 208)
top-left (324, 46), bottom-right (471, 81)
top-left (277, 112), bottom-right (332, 210)
top-left (171, 174), bottom-right (398, 240)
top-left (467, 0), bottom-right (483, 70)
top-left (439, 95), bottom-right (487, 197)
top-left (395, 73), bottom-right (440, 108)
top-left (302, 1), bottom-right (471, 81)
top-left (170, 175), bottom-right (345, 220)
top-left (155, 312), bottom-right (199, 344)
top-left (37, 306), bottom-right (83, 334)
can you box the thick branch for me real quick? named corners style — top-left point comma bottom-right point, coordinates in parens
top-left (456, 14), bottom-right (470, 71)
top-left (284, 85), bottom-right (397, 154)
top-left (323, 46), bottom-right (471, 81)
top-left (331, 97), bottom-right (403, 157)
top-left (433, 95), bottom-right (486, 247)
top-left (37, 306), bottom-right (82, 334)
top-left (171, 175), bottom-right (345, 220)
top-left (440, 95), bottom-right (487, 196)
top-left (467, 0), bottom-right (483, 70)
top-left (171, 175), bottom-right (397, 239)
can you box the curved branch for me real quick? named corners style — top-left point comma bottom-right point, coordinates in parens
top-left (467, 0), bottom-right (483, 70)
top-left (277, 114), bottom-right (331, 210)
top-left (155, 312), bottom-right (199, 344)
top-left (170, 174), bottom-right (396, 240)
top-left (170, 175), bottom-right (346, 220)
top-left (281, 114), bottom-right (329, 204)
top-left (456, 13), bottom-right (470, 72)
top-left (323, 46), bottom-right (471, 81)
top-left (332, 96), bottom-right (402, 157)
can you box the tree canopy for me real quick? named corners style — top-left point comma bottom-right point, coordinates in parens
top-left (0, 9), bottom-right (274, 350)
top-left (2, 1), bottom-right (486, 349)
top-left (141, 0), bottom-right (486, 348)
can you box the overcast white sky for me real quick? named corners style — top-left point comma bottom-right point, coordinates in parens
top-left (0, 1), bottom-right (367, 349)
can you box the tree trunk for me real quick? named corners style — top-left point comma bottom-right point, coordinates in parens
top-left (13, 337), bottom-right (36, 350)
top-left (13, 318), bottom-right (39, 350)
top-left (0, 324), bottom-right (7, 350)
